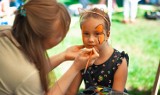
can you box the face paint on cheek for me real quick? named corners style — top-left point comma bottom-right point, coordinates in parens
top-left (98, 34), bottom-right (105, 44)
top-left (95, 24), bottom-right (105, 45)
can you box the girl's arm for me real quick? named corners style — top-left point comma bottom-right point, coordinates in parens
top-left (112, 58), bottom-right (128, 92)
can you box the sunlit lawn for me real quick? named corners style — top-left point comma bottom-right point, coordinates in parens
top-left (47, 6), bottom-right (160, 95)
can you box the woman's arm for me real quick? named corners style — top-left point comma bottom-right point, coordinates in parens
top-left (49, 51), bottom-right (66, 69)
top-left (112, 58), bottom-right (128, 92)
top-left (48, 47), bottom-right (99, 95)
top-left (47, 64), bottom-right (81, 95)
top-left (49, 45), bottom-right (84, 70)
top-left (65, 72), bottom-right (83, 95)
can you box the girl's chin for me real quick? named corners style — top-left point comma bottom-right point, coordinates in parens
top-left (85, 46), bottom-right (99, 53)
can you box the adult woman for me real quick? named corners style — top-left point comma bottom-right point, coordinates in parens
top-left (0, 0), bottom-right (99, 95)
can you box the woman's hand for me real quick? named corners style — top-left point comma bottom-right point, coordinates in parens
top-left (64, 45), bottom-right (84, 60)
top-left (73, 47), bottom-right (99, 70)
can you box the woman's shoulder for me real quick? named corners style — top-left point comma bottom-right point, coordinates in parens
top-left (0, 29), bottom-right (10, 35)
top-left (14, 70), bottom-right (44, 95)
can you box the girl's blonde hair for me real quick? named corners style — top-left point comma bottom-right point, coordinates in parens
top-left (80, 8), bottom-right (111, 33)
top-left (12, 0), bottom-right (71, 92)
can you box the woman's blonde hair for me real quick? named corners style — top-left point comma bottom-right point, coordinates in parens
top-left (12, 0), bottom-right (71, 92)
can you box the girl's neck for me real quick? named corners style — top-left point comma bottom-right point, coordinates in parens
top-left (94, 44), bottom-right (114, 65)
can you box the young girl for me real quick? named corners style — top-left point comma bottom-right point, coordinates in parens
top-left (66, 8), bottom-right (129, 95)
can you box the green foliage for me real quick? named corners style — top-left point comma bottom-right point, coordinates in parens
top-left (58, 0), bottom-right (79, 6)
top-left (111, 9), bottom-right (160, 94)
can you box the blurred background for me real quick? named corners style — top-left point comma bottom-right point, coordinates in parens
top-left (0, 0), bottom-right (160, 95)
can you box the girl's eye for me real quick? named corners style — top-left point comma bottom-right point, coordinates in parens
top-left (95, 32), bottom-right (100, 35)
top-left (83, 32), bottom-right (89, 36)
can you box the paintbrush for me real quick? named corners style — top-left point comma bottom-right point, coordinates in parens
top-left (83, 49), bottom-right (93, 74)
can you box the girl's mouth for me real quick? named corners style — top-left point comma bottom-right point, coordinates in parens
top-left (86, 46), bottom-right (99, 53)
top-left (86, 45), bottom-right (94, 48)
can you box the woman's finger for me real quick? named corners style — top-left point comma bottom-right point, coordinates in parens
top-left (77, 45), bottom-right (85, 50)
top-left (92, 48), bottom-right (99, 58)
top-left (89, 48), bottom-right (99, 65)
top-left (81, 48), bottom-right (92, 54)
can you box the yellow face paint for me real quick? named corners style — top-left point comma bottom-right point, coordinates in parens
top-left (95, 24), bottom-right (105, 44)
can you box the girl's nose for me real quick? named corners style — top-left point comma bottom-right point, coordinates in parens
top-left (88, 35), bottom-right (95, 42)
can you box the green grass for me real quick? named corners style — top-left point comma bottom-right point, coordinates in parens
top-left (47, 6), bottom-right (160, 95)
top-left (58, 0), bottom-right (99, 6)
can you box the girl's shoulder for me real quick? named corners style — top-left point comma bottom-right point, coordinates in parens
top-left (113, 49), bottom-right (129, 66)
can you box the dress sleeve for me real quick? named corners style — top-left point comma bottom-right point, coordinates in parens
top-left (121, 51), bottom-right (129, 66)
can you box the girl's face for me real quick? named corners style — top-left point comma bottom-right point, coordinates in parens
top-left (81, 17), bottom-right (109, 50)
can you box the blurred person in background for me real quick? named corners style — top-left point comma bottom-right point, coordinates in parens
top-left (99, 0), bottom-right (119, 12)
top-left (10, 0), bottom-right (23, 8)
top-left (0, 0), bottom-right (16, 25)
top-left (122, 0), bottom-right (141, 23)
top-left (79, 0), bottom-right (90, 9)
top-left (0, 0), bottom-right (10, 18)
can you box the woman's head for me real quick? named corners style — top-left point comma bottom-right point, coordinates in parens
top-left (13, 0), bottom-right (71, 49)
top-left (25, 0), bottom-right (71, 49)
top-left (12, 0), bottom-right (71, 92)
top-left (79, 8), bottom-right (111, 49)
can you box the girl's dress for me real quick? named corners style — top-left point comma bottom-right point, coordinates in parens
top-left (81, 49), bottom-right (129, 90)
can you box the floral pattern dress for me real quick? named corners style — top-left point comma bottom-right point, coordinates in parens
top-left (81, 49), bottom-right (129, 90)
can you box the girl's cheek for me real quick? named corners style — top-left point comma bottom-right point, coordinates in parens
top-left (82, 35), bottom-right (87, 45)
top-left (98, 34), bottom-right (105, 45)
top-left (81, 32), bottom-right (86, 44)
top-left (82, 26), bottom-right (85, 44)
top-left (95, 24), bottom-right (105, 45)
top-left (82, 35), bottom-right (85, 44)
